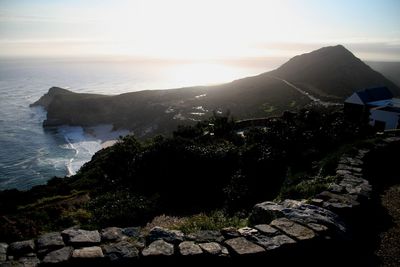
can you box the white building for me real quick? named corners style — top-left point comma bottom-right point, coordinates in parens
top-left (344, 87), bottom-right (400, 130)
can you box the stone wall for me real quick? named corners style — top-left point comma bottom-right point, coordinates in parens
top-left (1, 137), bottom-right (399, 266)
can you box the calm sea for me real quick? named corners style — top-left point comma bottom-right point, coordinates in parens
top-left (0, 57), bottom-right (281, 190)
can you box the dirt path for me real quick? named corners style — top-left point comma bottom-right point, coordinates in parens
top-left (375, 184), bottom-right (400, 266)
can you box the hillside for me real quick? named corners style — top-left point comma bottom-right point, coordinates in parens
top-left (31, 45), bottom-right (400, 138)
top-left (269, 45), bottom-right (400, 100)
top-left (367, 61), bottom-right (400, 87)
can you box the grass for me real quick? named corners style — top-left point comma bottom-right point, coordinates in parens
top-left (17, 190), bottom-right (87, 211)
top-left (277, 175), bottom-right (338, 201)
top-left (177, 211), bottom-right (248, 234)
top-left (142, 211), bottom-right (248, 235)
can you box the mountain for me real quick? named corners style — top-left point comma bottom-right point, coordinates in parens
top-left (269, 45), bottom-right (400, 99)
top-left (32, 45), bottom-right (400, 137)
top-left (367, 61), bottom-right (400, 88)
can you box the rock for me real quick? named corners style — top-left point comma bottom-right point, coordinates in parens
top-left (249, 201), bottom-right (286, 224)
top-left (317, 191), bottom-right (360, 210)
top-left (42, 247), bottom-right (73, 264)
top-left (8, 240), bottom-right (35, 256)
top-left (220, 246), bottom-right (230, 256)
top-left (186, 230), bottom-right (224, 243)
top-left (254, 224), bottom-right (279, 236)
top-left (100, 227), bottom-right (125, 242)
top-left (62, 229), bottom-right (101, 247)
top-left (101, 241), bottom-right (139, 261)
top-left (198, 242), bottom-right (223, 255)
top-left (238, 227), bottom-right (258, 236)
top-left (16, 256), bottom-right (40, 267)
top-left (307, 223), bottom-right (329, 233)
top-left (147, 227), bottom-right (184, 244)
top-left (336, 169), bottom-right (352, 176)
top-left (339, 157), bottom-right (363, 167)
top-left (122, 227), bottom-right (141, 238)
top-left (250, 200), bottom-right (347, 234)
top-left (37, 232), bottom-right (64, 251)
top-left (270, 218), bottom-right (316, 241)
top-left (0, 261), bottom-right (23, 267)
top-left (141, 240), bottom-right (174, 257)
top-left (336, 164), bottom-right (362, 173)
top-left (383, 137), bottom-right (400, 143)
top-left (221, 227), bottom-right (240, 239)
top-left (72, 246), bottom-right (104, 258)
top-left (249, 234), bottom-right (296, 250)
top-left (224, 237), bottom-right (265, 255)
top-left (179, 241), bottom-right (203, 256)
top-left (0, 243), bottom-right (8, 262)
top-left (328, 183), bottom-right (345, 193)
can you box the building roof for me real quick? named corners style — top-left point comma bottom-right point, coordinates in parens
top-left (355, 87), bottom-right (393, 104)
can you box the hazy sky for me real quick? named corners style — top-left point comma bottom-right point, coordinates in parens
top-left (0, 0), bottom-right (399, 61)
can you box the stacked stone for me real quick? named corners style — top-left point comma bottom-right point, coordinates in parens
top-left (1, 137), bottom-right (399, 266)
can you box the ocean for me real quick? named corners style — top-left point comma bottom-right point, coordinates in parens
top-left (0, 57), bottom-right (281, 190)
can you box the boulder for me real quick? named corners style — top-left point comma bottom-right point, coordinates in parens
top-left (179, 241), bottom-right (203, 256)
top-left (72, 246), bottom-right (104, 258)
top-left (42, 246), bottom-right (73, 264)
top-left (147, 227), bottom-right (184, 244)
top-left (224, 237), bottom-right (265, 256)
top-left (253, 224), bottom-right (279, 236)
top-left (198, 242), bottom-right (223, 255)
top-left (141, 240), bottom-right (174, 257)
top-left (270, 218), bottom-right (315, 241)
top-left (8, 240), bottom-right (35, 256)
top-left (186, 230), bottom-right (224, 243)
top-left (37, 232), bottom-right (64, 251)
top-left (0, 243), bottom-right (8, 262)
top-left (101, 240), bottom-right (139, 261)
top-left (249, 234), bottom-right (296, 250)
top-left (62, 229), bottom-right (101, 247)
top-left (100, 227), bottom-right (125, 242)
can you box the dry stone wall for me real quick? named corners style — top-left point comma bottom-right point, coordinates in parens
top-left (1, 137), bottom-right (399, 266)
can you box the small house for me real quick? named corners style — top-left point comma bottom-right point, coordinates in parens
top-left (344, 87), bottom-right (400, 130)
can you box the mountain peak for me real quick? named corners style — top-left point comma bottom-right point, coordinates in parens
top-left (270, 45), bottom-right (400, 99)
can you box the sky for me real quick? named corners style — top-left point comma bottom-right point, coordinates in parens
top-left (0, 0), bottom-right (399, 61)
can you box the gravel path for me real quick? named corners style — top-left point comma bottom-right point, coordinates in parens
top-left (375, 185), bottom-right (400, 267)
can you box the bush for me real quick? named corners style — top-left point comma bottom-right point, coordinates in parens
top-left (87, 190), bottom-right (157, 228)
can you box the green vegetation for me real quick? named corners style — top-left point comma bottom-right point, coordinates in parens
top-left (177, 211), bottom-right (248, 234)
top-left (0, 105), bottom-right (373, 241)
top-left (278, 176), bottom-right (338, 201)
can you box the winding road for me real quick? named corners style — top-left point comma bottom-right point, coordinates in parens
top-left (270, 76), bottom-right (342, 107)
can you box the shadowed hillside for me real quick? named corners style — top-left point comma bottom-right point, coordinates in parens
top-left (270, 45), bottom-right (400, 100)
top-left (31, 45), bottom-right (400, 137)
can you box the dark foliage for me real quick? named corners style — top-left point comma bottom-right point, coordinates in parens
top-left (0, 106), bottom-right (373, 240)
